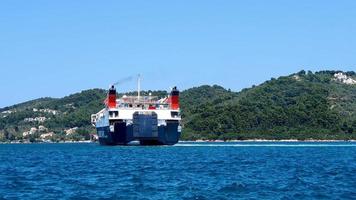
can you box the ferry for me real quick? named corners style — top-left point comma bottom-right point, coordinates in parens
top-left (91, 76), bottom-right (182, 145)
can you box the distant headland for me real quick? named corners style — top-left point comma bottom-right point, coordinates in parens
top-left (0, 70), bottom-right (355, 143)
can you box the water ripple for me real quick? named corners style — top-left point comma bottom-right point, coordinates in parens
top-left (0, 142), bottom-right (355, 199)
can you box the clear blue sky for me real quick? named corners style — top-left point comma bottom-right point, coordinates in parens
top-left (0, 1), bottom-right (355, 108)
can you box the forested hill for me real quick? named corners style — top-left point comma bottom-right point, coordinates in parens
top-left (182, 71), bottom-right (356, 140)
top-left (1, 70), bottom-right (356, 142)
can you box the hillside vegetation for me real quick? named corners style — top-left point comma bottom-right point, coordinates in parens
top-left (1, 70), bottom-right (355, 142)
top-left (181, 71), bottom-right (356, 140)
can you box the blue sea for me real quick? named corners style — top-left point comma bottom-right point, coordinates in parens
top-left (0, 142), bottom-right (356, 199)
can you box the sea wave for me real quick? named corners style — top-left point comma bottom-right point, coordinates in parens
top-left (1, 143), bottom-right (356, 199)
top-left (174, 143), bottom-right (356, 147)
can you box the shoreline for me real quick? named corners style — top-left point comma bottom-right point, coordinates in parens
top-left (0, 140), bottom-right (95, 144)
top-left (1, 139), bottom-right (356, 144)
top-left (179, 139), bottom-right (356, 143)
top-left (182, 139), bottom-right (356, 142)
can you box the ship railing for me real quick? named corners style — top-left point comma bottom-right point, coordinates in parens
top-left (116, 103), bottom-right (174, 110)
top-left (118, 96), bottom-right (163, 103)
top-left (91, 108), bottom-right (106, 126)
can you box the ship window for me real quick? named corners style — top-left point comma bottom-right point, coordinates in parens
top-left (109, 111), bottom-right (119, 118)
top-left (171, 111), bottom-right (179, 118)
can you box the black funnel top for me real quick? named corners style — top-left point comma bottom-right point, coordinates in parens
top-left (171, 86), bottom-right (179, 96)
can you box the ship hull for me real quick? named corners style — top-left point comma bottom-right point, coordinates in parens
top-left (96, 121), bottom-right (181, 146)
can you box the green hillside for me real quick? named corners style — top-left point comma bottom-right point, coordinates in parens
top-left (181, 70), bottom-right (356, 140)
top-left (1, 70), bottom-right (355, 142)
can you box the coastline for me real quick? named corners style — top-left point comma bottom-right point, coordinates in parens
top-left (1, 139), bottom-right (356, 144)
top-left (0, 140), bottom-right (95, 144)
top-left (180, 139), bottom-right (356, 143)
top-left (183, 139), bottom-right (356, 142)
